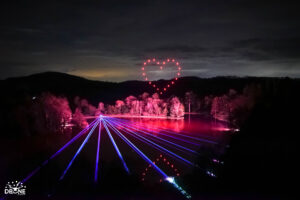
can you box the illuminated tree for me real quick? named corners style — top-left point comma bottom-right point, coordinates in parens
top-left (72, 108), bottom-right (88, 128)
top-left (170, 97), bottom-right (184, 118)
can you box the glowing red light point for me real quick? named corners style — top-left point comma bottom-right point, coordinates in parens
top-left (163, 158), bottom-right (166, 161)
top-left (167, 85), bottom-right (170, 87)
top-left (149, 81), bottom-right (152, 85)
top-left (172, 59), bottom-right (175, 62)
top-left (153, 84), bottom-right (156, 87)
top-left (157, 62), bottom-right (160, 65)
top-left (142, 73), bottom-right (145, 76)
top-left (160, 66), bottom-right (163, 70)
top-left (160, 154), bottom-right (162, 157)
top-left (157, 88), bottom-right (159, 91)
top-left (177, 173), bottom-right (180, 176)
top-left (176, 62), bottom-right (179, 65)
top-left (167, 59), bottom-right (170, 62)
top-left (175, 77), bottom-right (178, 80)
top-left (141, 67), bottom-right (144, 70)
top-left (167, 162), bottom-right (170, 165)
top-left (164, 88), bottom-right (166, 91)
top-left (159, 179), bottom-right (162, 182)
top-left (177, 72), bottom-right (180, 76)
top-left (162, 61), bottom-right (166, 65)
top-left (171, 165), bottom-right (174, 168)
top-left (145, 77), bottom-right (148, 81)
top-left (160, 92), bottom-right (162, 94)
top-left (144, 62), bottom-right (146, 65)
top-left (178, 67), bottom-right (181, 70)
top-left (147, 59), bottom-right (151, 62)
top-left (172, 81), bottom-right (174, 84)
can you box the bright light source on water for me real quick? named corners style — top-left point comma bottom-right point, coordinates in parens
top-left (165, 176), bottom-right (175, 184)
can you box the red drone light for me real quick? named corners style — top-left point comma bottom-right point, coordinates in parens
top-left (141, 155), bottom-right (180, 183)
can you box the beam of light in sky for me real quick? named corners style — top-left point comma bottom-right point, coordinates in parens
top-left (94, 118), bottom-right (102, 183)
top-left (107, 118), bottom-right (199, 155)
top-left (21, 118), bottom-right (99, 183)
top-left (102, 119), bottom-right (130, 174)
top-left (105, 118), bottom-right (195, 166)
top-left (60, 119), bottom-right (100, 180)
top-left (102, 119), bottom-right (168, 178)
top-left (112, 117), bottom-right (217, 144)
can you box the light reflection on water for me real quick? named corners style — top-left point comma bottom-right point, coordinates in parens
top-left (121, 114), bottom-right (230, 139)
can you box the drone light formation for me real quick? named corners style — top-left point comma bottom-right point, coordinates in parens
top-left (141, 58), bottom-right (182, 95)
top-left (20, 116), bottom-right (196, 199)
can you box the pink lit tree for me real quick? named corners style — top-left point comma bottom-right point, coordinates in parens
top-left (169, 97), bottom-right (185, 118)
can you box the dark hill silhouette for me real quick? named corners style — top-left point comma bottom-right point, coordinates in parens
top-left (2, 71), bottom-right (297, 106)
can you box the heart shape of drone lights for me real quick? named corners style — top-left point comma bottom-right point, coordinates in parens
top-left (141, 58), bottom-right (182, 95)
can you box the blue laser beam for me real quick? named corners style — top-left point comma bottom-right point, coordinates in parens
top-left (94, 118), bottom-right (102, 183)
top-left (109, 119), bottom-right (203, 146)
top-left (110, 119), bottom-right (197, 157)
top-left (109, 118), bottom-right (202, 146)
top-left (103, 119), bottom-right (168, 178)
top-left (107, 118), bottom-right (199, 155)
top-left (21, 118), bottom-right (99, 183)
top-left (106, 118), bottom-right (195, 166)
top-left (102, 119), bottom-right (130, 174)
top-left (112, 117), bottom-right (217, 144)
top-left (60, 119), bottom-right (100, 180)
top-left (103, 119), bottom-right (192, 199)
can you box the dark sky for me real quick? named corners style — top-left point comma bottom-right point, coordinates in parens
top-left (1, 0), bottom-right (300, 81)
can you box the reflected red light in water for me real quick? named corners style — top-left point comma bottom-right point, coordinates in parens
top-left (125, 116), bottom-right (229, 138)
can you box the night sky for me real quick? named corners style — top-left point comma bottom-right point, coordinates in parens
top-left (1, 0), bottom-right (300, 81)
